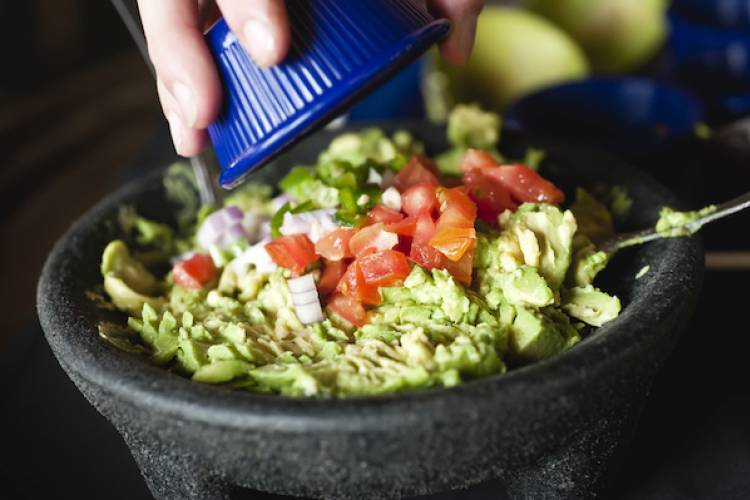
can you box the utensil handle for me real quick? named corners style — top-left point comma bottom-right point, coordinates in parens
top-left (110, 0), bottom-right (222, 206)
top-left (110, 0), bottom-right (154, 77)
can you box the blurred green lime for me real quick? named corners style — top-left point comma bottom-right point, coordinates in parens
top-left (438, 7), bottom-right (590, 112)
top-left (527, 0), bottom-right (669, 73)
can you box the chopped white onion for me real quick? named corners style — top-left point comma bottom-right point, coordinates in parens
top-left (242, 212), bottom-right (270, 244)
top-left (287, 274), bottom-right (316, 294)
top-left (356, 194), bottom-right (370, 206)
top-left (220, 223), bottom-right (248, 247)
top-left (279, 208), bottom-right (338, 243)
top-left (291, 289), bottom-right (319, 305)
top-left (367, 167), bottom-right (383, 185)
top-left (197, 206), bottom-right (246, 249)
top-left (294, 301), bottom-right (324, 324)
top-left (229, 238), bottom-right (277, 275)
top-left (271, 194), bottom-right (297, 211)
top-left (222, 206), bottom-right (244, 222)
top-left (259, 221), bottom-right (272, 239)
top-left (381, 186), bottom-right (402, 211)
top-left (380, 169), bottom-right (396, 188)
top-left (287, 274), bottom-right (324, 324)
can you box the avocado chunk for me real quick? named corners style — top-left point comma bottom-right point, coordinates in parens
top-left (569, 188), bottom-right (614, 241)
top-left (487, 265), bottom-right (554, 308)
top-left (101, 240), bottom-right (163, 314)
top-left (193, 360), bottom-right (252, 384)
top-left (509, 307), bottom-right (580, 362)
top-left (562, 286), bottom-right (621, 327)
top-left (569, 235), bottom-right (610, 287)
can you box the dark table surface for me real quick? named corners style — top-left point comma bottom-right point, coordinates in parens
top-left (2, 126), bottom-right (749, 500)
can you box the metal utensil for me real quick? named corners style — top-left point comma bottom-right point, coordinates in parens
top-left (111, 0), bottom-right (221, 207)
top-left (597, 190), bottom-right (750, 256)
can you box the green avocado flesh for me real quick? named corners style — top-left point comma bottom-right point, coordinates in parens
top-left (95, 107), bottom-right (633, 398)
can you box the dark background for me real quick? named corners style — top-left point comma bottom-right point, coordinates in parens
top-left (1, 2), bottom-right (749, 499)
top-left (0, 0), bottom-right (161, 349)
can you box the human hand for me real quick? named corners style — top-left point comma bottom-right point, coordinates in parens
top-left (139, 0), bottom-right (485, 157)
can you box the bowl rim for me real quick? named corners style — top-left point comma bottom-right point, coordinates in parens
top-left (37, 127), bottom-right (703, 433)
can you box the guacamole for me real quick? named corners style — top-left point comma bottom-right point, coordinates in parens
top-left (98, 106), bottom-right (628, 398)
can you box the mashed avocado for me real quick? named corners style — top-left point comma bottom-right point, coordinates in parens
top-left (96, 108), bottom-right (636, 398)
top-left (656, 205), bottom-right (717, 237)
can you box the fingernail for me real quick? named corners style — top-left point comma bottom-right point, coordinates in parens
top-left (171, 81), bottom-right (197, 128)
top-left (243, 18), bottom-right (276, 67)
top-left (167, 112), bottom-right (184, 155)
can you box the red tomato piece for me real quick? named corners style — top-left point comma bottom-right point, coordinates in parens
top-left (326, 293), bottom-right (368, 327)
top-left (428, 187), bottom-right (478, 262)
top-left (464, 169), bottom-right (517, 223)
top-left (172, 253), bottom-right (217, 289)
top-left (430, 226), bottom-right (477, 262)
top-left (410, 243), bottom-right (444, 270)
top-left (315, 228), bottom-right (356, 261)
top-left (441, 247), bottom-right (474, 285)
top-left (265, 234), bottom-right (318, 276)
top-left (459, 148), bottom-right (498, 175)
top-left (460, 149), bottom-right (564, 205)
top-left (348, 223), bottom-right (399, 258)
top-left (409, 215), bottom-right (441, 268)
top-left (412, 214), bottom-right (436, 245)
top-left (336, 260), bottom-right (381, 305)
top-left (318, 259), bottom-right (347, 296)
top-left (401, 182), bottom-right (438, 217)
top-left (358, 250), bottom-right (411, 287)
top-left (394, 234), bottom-right (413, 255)
top-left (394, 155), bottom-right (440, 191)
top-left (366, 204), bottom-right (404, 225)
top-left (485, 164), bottom-right (565, 205)
top-left (385, 216), bottom-right (418, 237)
top-left (436, 187), bottom-right (477, 223)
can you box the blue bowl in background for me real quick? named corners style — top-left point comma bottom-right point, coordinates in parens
top-left (671, 0), bottom-right (750, 31)
top-left (665, 15), bottom-right (750, 121)
top-left (504, 77), bottom-right (704, 158)
top-left (205, 0), bottom-right (449, 188)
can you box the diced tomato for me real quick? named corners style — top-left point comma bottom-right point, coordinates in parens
top-left (326, 293), bottom-right (368, 327)
top-left (315, 228), bottom-right (356, 261)
top-left (429, 187), bottom-right (477, 261)
top-left (412, 214), bottom-right (436, 244)
top-left (464, 169), bottom-right (517, 223)
top-left (460, 149), bottom-right (564, 205)
top-left (436, 187), bottom-right (477, 223)
top-left (366, 205), bottom-right (404, 225)
top-left (318, 259), bottom-right (347, 295)
top-left (459, 148), bottom-right (498, 175)
top-left (265, 234), bottom-right (318, 276)
top-left (410, 243), bottom-right (444, 270)
top-left (394, 234), bottom-right (413, 255)
top-left (348, 223), bottom-right (399, 258)
top-left (430, 226), bottom-right (477, 262)
top-left (441, 247), bottom-right (474, 285)
top-left (485, 163), bottom-right (565, 205)
top-left (410, 215), bottom-right (443, 269)
top-left (394, 155), bottom-right (440, 191)
top-left (336, 260), bottom-right (381, 305)
top-left (172, 253), bottom-right (217, 289)
top-left (401, 182), bottom-right (438, 217)
top-left (358, 250), bottom-right (411, 287)
top-left (385, 216), bottom-right (417, 236)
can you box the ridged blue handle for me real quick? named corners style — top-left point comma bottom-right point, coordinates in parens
top-left (205, 0), bottom-right (449, 188)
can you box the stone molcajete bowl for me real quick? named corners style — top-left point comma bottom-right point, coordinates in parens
top-left (37, 123), bottom-right (703, 500)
